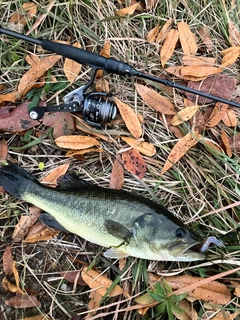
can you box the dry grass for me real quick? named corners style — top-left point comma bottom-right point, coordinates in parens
top-left (0, 0), bottom-right (240, 319)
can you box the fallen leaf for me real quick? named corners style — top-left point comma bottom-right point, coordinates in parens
top-left (12, 207), bottom-right (41, 242)
top-left (156, 18), bottom-right (174, 43)
top-left (95, 78), bottom-right (110, 92)
top-left (221, 130), bottom-right (232, 157)
top-left (64, 42), bottom-right (82, 83)
top-left (96, 42), bottom-right (111, 78)
top-left (115, 3), bottom-right (140, 16)
top-left (220, 47), bottom-right (240, 68)
top-left (55, 135), bottom-right (100, 150)
top-left (23, 222), bottom-right (60, 243)
top-left (160, 28), bottom-right (179, 67)
top-left (197, 26), bottom-right (215, 52)
top-left (178, 21), bottom-right (198, 55)
top-left (206, 102), bottom-right (229, 128)
top-left (25, 53), bottom-right (40, 66)
top-left (222, 109), bottom-right (238, 127)
top-left (171, 105), bottom-right (201, 125)
top-left (60, 270), bottom-right (86, 286)
top-left (173, 299), bottom-right (198, 320)
top-left (114, 98), bottom-right (142, 139)
top-left (5, 295), bottom-right (41, 308)
top-left (75, 118), bottom-right (112, 142)
top-left (3, 246), bottom-right (13, 275)
top-left (185, 74), bottom-right (236, 104)
top-left (22, 2), bottom-right (38, 19)
top-left (43, 112), bottom-right (75, 138)
top-left (18, 55), bottom-right (61, 96)
top-left (135, 83), bottom-right (175, 115)
top-left (229, 133), bottom-right (240, 150)
top-left (161, 131), bottom-right (201, 174)
top-left (2, 276), bottom-right (25, 295)
top-left (180, 66), bottom-right (222, 78)
top-left (202, 138), bottom-right (222, 153)
top-left (147, 25), bottom-right (159, 43)
top-left (0, 91), bottom-right (20, 105)
top-left (109, 154), bottom-right (124, 190)
top-left (228, 20), bottom-right (240, 46)
top-left (121, 136), bottom-right (156, 156)
top-left (87, 291), bottom-right (102, 317)
top-left (65, 148), bottom-right (103, 157)
top-left (0, 139), bottom-right (8, 160)
top-left (182, 55), bottom-right (216, 66)
top-left (122, 149), bottom-right (146, 179)
top-left (41, 162), bottom-right (71, 187)
top-left (81, 267), bottom-right (123, 297)
top-left (19, 315), bottom-right (52, 320)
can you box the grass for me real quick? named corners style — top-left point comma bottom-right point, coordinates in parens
top-left (0, 0), bottom-right (240, 319)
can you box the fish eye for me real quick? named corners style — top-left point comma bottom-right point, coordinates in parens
top-left (176, 228), bottom-right (186, 238)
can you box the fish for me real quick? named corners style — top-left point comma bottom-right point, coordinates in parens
top-left (0, 161), bottom-right (205, 261)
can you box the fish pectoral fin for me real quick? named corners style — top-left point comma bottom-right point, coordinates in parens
top-left (105, 219), bottom-right (133, 245)
top-left (104, 248), bottom-right (129, 259)
top-left (40, 213), bottom-right (67, 232)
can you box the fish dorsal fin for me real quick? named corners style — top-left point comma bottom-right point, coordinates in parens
top-left (56, 173), bottom-right (95, 191)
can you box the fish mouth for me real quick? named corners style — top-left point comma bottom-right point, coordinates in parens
top-left (168, 241), bottom-right (203, 257)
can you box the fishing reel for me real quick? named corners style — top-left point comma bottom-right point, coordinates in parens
top-left (29, 72), bottom-right (117, 128)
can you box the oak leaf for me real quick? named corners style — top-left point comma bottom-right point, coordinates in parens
top-left (114, 97), bottom-right (142, 139)
top-left (55, 135), bottom-right (100, 150)
top-left (160, 28), bottom-right (179, 67)
top-left (135, 83), bottom-right (175, 115)
top-left (81, 267), bottom-right (123, 297)
top-left (161, 131), bottom-right (201, 174)
top-left (178, 21), bottom-right (198, 55)
top-left (122, 149), bottom-right (146, 179)
top-left (64, 42), bottom-right (82, 83)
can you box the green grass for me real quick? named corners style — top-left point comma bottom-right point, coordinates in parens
top-left (0, 0), bottom-right (240, 319)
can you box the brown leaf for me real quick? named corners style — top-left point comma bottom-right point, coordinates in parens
top-left (60, 270), bottom-right (86, 286)
top-left (0, 91), bottom-right (20, 105)
top-left (81, 267), bottom-right (123, 297)
top-left (228, 20), bottom-right (240, 46)
top-left (161, 131), bottom-right (201, 174)
top-left (96, 42), bottom-right (111, 78)
top-left (185, 74), bottom-right (236, 104)
top-left (122, 149), bottom-right (146, 179)
top-left (221, 130), bottom-right (232, 157)
top-left (0, 139), bottom-right (8, 160)
top-left (3, 246), bottom-right (13, 275)
top-left (147, 26), bottom-right (160, 43)
top-left (197, 26), bottom-right (215, 52)
top-left (182, 55), bottom-right (216, 66)
top-left (121, 136), bottom-right (156, 156)
top-left (178, 21), bottom-right (198, 55)
top-left (41, 162), bottom-right (71, 187)
top-left (19, 315), bottom-right (52, 320)
top-left (229, 133), bottom-right (240, 150)
top-left (220, 47), bottom-right (240, 68)
top-left (23, 222), bottom-right (60, 243)
top-left (222, 109), bottom-right (238, 127)
top-left (135, 83), bottom-right (175, 115)
top-left (5, 295), bottom-right (41, 308)
top-left (171, 105), bottom-right (201, 125)
top-left (75, 118), bottom-right (112, 142)
top-left (180, 66), bottom-right (222, 78)
top-left (2, 276), bottom-right (25, 295)
top-left (206, 102), bottom-right (229, 128)
top-left (22, 2), bottom-right (38, 19)
top-left (18, 55), bottom-right (61, 96)
top-left (173, 299), bottom-right (198, 320)
top-left (43, 112), bottom-right (75, 138)
top-left (64, 42), bottom-right (82, 83)
top-left (55, 135), bottom-right (100, 150)
top-left (65, 148), bottom-right (103, 157)
top-left (95, 78), bottom-right (110, 92)
top-left (109, 154), bottom-right (124, 190)
top-left (156, 18), bottom-right (174, 43)
top-left (114, 98), bottom-right (142, 139)
top-left (160, 28), bottom-right (179, 67)
top-left (159, 114), bottom-right (185, 139)
top-left (12, 207), bottom-right (41, 242)
top-left (115, 3), bottom-right (140, 16)
top-left (25, 53), bottom-right (40, 66)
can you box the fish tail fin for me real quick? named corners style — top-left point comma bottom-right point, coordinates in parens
top-left (0, 161), bottom-right (38, 199)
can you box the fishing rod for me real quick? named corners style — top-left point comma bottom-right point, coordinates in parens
top-left (1, 26), bottom-right (240, 127)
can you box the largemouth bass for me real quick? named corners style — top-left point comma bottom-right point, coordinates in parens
top-left (0, 161), bottom-right (205, 261)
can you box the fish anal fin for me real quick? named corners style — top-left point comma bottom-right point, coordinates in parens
top-left (40, 213), bottom-right (67, 232)
top-left (105, 219), bottom-right (132, 243)
top-left (104, 248), bottom-right (129, 259)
